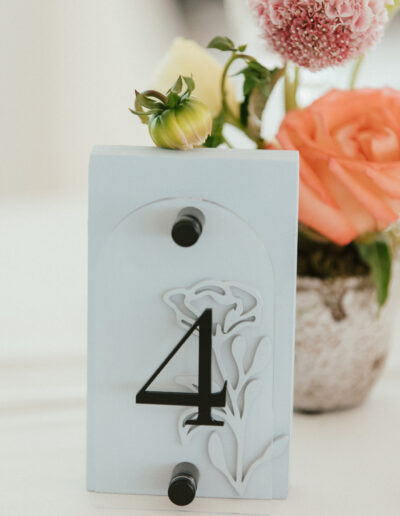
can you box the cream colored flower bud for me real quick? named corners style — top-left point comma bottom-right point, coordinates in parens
top-left (153, 37), bottom-right (239, 118)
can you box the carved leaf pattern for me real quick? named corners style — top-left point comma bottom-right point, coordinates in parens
top-left (243, 435), bottom-right (289, 487)
top-left (176, 375), bottom-right (225, 443)
top-left (231, 336), bottom-right (246, 379)
top-left (208, 432), bottom-right (235, 489)
top-left (175, 375), bottom-right (198, 393)
top-left (164, 279), bottom-right (288, 496)
top-left (177, 408), bottom-right (200, 444)
top-left (248, 337), bottom-right (272, 376)
top-left (242, 379), bottom-right (262, 419)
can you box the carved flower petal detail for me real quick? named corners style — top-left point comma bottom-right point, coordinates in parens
top-left (163, 279), bottom-right (263, 336)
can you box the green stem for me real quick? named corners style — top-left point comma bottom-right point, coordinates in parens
top-left (284, 64), bottom-right (299, 112)
top-left (350, 55), bottom-right (365, 89)
top-left (294, 66), bottom-right (300, 96)
top-left (220, 53), bottom-right (248, 122)
top-left (220, 52), bottom-right (266, 145)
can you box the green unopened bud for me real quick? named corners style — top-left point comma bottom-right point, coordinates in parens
top-left (130, 76), bottom-right (212, 150)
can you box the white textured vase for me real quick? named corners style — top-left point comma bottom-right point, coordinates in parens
top-left (294, 275), bottom-right (398, 412)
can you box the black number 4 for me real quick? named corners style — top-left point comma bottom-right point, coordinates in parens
top-left (136, 309), bottom-right (227, 426)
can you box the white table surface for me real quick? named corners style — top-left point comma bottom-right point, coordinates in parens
top-left (1, 194), bottom-right (400, 516)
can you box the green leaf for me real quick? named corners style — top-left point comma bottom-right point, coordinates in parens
top-left (356, 238), bottom-right (392, 306)
top-left (238, 44), bottom-right (247, 52)
top-left (247, 60), bottom-right (269, 74)
top-left (238, 64), bottom-right (281, 139)
top-left (170, 75), bottom-right (183, 94)
top-left (129, 108), bottom-right (148, 125)
top-left (166, 91), bottom-right (181, 109)
top-left (183, 75), bottom-right (195, 95)
top-left (242, 74), bottom-right (257, 96)
top-left (204, 113), bottom-right (225, 148)
top-left (129, 108), bottom-right (159, 117)
top-left (207, 36), bottom-right (236, 51)
top-left (135, 91), bottom-right (161, 110)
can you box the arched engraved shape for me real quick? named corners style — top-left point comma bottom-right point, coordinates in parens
top-left (92, 197), bottom-right (279, 497)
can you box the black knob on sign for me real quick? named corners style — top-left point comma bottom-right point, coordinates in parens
top-left (168, 462), bottom-right (199, 506)
top-left (171, 207), bottom-right (205, 247)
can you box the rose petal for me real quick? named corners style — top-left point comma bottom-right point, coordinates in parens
top-left (358, 127), bottom-right (400, 163)
top-left (313, 158), bottom-right (378, 235)
top-left (364, 165), bottom-right (400, 197)
top-left (329, 159), bottom-right (398, 223)
top-left (300, 156), bottom-right (338, 207)
top-left (337, 158), bottom-right (400, 177)
top-left (333, 122), bottom-right (365, 159)
top-left (274, 88), bottom-right (400, 242)
top-left (277, 131), bottom-right (337, 207)
top-left (299, 182), bottom-right (358, 245)
top-left (313, 111), bottom-right (337, 152)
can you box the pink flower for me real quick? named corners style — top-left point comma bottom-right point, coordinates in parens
top-left (250, 0), bottom-right (391, 70)
top-left (268, 88), bottom-right (400, 245)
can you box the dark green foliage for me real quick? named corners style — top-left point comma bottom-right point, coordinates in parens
top-left (237, 62), bottom-right (280, 129)
top-left (297, 232), bottom-right (370, 279)
top-left (356, 239), bottom-right (392, 306)
top-left (207, 36), bottom-right (246, 52)
top-left (204, 113), bottom-right (225, 148)
top-left (298, 231), bottom-right (392, 306)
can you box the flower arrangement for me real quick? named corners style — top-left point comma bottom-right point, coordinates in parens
top-left (131, 0), bottom-right (400, 310)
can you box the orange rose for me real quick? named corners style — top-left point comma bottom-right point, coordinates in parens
top-left (271, 88), bottom-right (400, 245)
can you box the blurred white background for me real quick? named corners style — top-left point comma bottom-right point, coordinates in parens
top-left (0, 0), bottom-right (231, 195)
top-left (1, 3), bottom-right (400, 514)
top-left (1, 0), bottom-right (182, 193)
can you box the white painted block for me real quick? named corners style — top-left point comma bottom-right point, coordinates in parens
top-left (87, 146), bottom-right (298, 504)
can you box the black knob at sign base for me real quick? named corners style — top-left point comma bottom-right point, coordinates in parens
top-left (168, 462), bottom-right (199, 506)
top-left (171, 207), bottom-right (205, 247)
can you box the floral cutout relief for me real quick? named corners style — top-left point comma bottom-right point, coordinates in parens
top-left (163, 279), bottom-right (288, 496)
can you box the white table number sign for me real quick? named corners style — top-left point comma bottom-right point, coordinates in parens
top-left (87, 146), bottom-right (299, 509)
